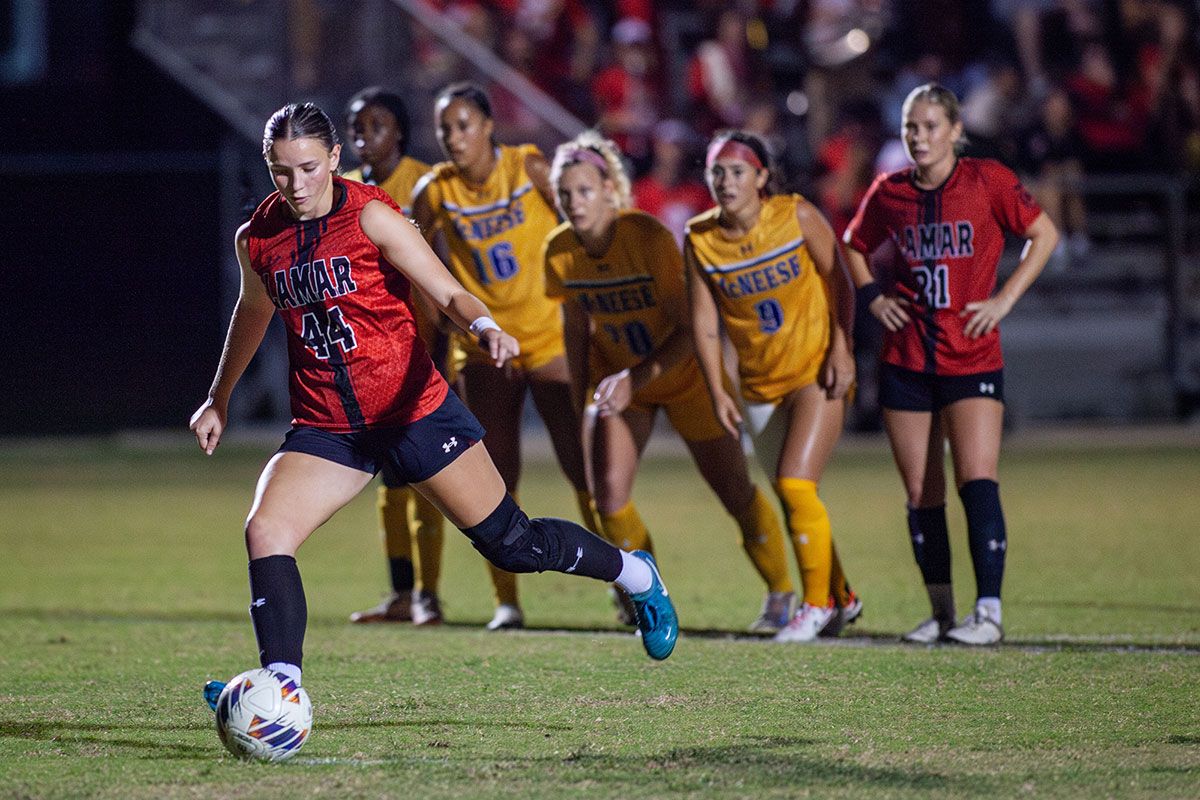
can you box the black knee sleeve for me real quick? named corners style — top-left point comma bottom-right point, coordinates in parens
top-left (460, 495), bottom-right (622, 580)
top-left (461, 494), bottom-right (553, 574)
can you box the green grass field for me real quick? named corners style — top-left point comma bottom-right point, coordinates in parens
top-left (1, 431), bottom-right (1198, 798)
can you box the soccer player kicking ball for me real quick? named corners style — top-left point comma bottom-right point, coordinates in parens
top-left (193, 102), bottom-right (677, 711)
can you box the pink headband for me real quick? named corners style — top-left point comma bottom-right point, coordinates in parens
top-left (561, 147), bottom-right (609, 177)
top-left (705, 139), bottom-right (764, 171)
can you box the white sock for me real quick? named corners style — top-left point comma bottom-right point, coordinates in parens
top-left (614, 551), bottom-right (653, 595)
top-left (267, 661), bottom-right (302, 686)
top-left (976, 597), bottom-right (1001, 624)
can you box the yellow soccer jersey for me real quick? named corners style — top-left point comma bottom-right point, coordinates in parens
top-left (544, 210), bottom-right (698, 404)
top-left (423, 144), bottom-right (564, 368)
top-left (686, 194), bottom-right (830, 403)
top-left (343, 155), bottom-right (431, 216)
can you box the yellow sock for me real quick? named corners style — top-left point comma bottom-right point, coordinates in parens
top-left (378, 486), bottom-right (413, 561)
top-left (408, 490), bottom-right (444, 594)
top-left (734, 487), bottom-right (794, 593)
top-left (487, 490), bottom-right (519, 607)
top-left (575, 490), bottom-right (604, 537)
top-left (599, 500), bottom-right (654, 554)
top-left (829, 543), bottom-right (852, 606)
top-left (487, 562), bottom-right (519, 607)
top-left (775, 478), bottom-right (834, 608)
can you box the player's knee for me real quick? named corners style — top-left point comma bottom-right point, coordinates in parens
top-left (460, 494), bottom-right (551, 574)
top-left (244, 513), bottom-right (299, 558)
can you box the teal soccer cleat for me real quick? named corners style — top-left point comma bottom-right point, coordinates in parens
top-left (203, 680), bottom-right (226, 711)
top-left (628, 551), bottom-right (678, 660)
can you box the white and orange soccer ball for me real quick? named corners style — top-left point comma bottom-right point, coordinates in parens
top-left (213, 668), bottom-right (312, 762)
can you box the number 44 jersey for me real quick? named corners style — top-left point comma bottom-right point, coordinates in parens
top-left (844, 158), bottom-right (1043, 376)
top-left (246, 177), bottom-right (447, 432)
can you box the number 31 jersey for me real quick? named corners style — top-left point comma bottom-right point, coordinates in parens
top-left (247, 177), bottom-right (447, 432)
top-left (844, 158), bottom-right (1042, 375)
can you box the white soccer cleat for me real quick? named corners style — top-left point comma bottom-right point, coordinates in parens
top-left (748, 591), bottom-right (795, 634)
top-left (485, 603), bottom-right (525, 631)
top-left (411, 590), bottom-right (443, 626)
top-left (773, 602), bottom-right (836, 643)
top-left (945, 606), bottom-right (1004, 645)
top-left (901, 616), bottom-right (953, 644)
top-left (819, 591), bottom-right (863, 638)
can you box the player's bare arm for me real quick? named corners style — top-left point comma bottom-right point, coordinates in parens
top-left (685, 239), bottom-right (742, 437)
top-left (359, 199), bottom-right (518, 365)
top-left (962, 211), bottom-right (1058, 338)
top-left (525, 151), bottom-right (557, 211)
top-left (189, 221), bottom-right (278, 455)
top-left (561, 298), bottom-right (592, 414)
top-left (797, 199), bottom-right (855, 399)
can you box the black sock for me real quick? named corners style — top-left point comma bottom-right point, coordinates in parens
top-left (959, 479), bottom-right (1006, 599)
top-left (530, 516), bottom-right (623, 581)
top-left (907, 504), bottom-right (951, 584)
top-left (248, 555), bottom-right (307, 670)
top-left (461, 494), bottom-right (622, 582)
top-left (388, 557), bottom-right (414, 595)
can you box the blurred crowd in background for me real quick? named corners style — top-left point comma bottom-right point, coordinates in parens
top-left (288, 0), bottom-right (1199, 265)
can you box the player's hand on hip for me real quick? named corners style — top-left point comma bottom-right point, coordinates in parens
top-left (593, 369), bottom-right (633, 417)
top-left (189, 399), bottom-right (227, 456)
top-left (869, 294), bottom-right (911, 332)
top-left (961, 295), bottom-right (1013, 338)
top-left (480, 328), bottom-right (520, 368)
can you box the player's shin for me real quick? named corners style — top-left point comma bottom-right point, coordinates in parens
top-left (959, 479), bottom-right (1006, 621)
top-left (907, 504), bottom-right (955, 622)
top-left (775, 478), bottom-right (834, 608)
top-left (734, 486), bottom-right (793, 594)
top-left (247, 555), bottom-right (307, 685)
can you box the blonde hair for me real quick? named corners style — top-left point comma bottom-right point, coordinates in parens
top-left (550, 130), bottom-right (632, 210)
top-left (901, 83), bottom-right (968, 153)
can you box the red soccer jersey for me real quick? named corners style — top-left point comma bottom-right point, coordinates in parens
top-left (247, 177), bottom-right (448, 431)
top-left (844, 158), bottom-right (1042, 375)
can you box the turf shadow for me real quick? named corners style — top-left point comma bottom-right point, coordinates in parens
top-left (0, 719), bottom-right (213, 760)
top-left (530, 736), bottom-right (964, 793)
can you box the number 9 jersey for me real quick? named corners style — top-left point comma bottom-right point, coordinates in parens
top-left (247, 177), bottom-right (447, 432)
top-left (686, 195), bottom-right (831, 404)
top-left (844, 158), bottom-right (1043, 376)
top-left (419, 143), bottom-right (564, 371)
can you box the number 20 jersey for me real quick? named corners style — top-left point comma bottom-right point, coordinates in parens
top-left (247, 177), bottom-right (447, 432)
top-left (844, 158), bottom-right (1042, 375)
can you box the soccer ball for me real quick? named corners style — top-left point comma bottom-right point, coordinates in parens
top-left (213, 668), bottom-right (312, 762)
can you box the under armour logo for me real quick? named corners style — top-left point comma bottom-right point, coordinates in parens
top-left (565, 546), bottom-right (584, 573)
top-left (250, 598), bottom-right (267, 608)
top-left (979, 382), bottom-right (996, 395)
top-left (988, 539), bottom-right (1007, 552)
top-left (912, 533), bottom-right (925, 545)
top-left (442, 437), bottom-right (458, 453)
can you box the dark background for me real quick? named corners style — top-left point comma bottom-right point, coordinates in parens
top-left (4, 1), bottom-right (227, 433)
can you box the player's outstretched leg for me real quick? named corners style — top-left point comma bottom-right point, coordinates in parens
top-left (458, 493), bottom-right (678, 660)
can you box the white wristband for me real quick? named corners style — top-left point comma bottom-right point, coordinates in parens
top-left (468, 316), bottom-right (501, 338)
